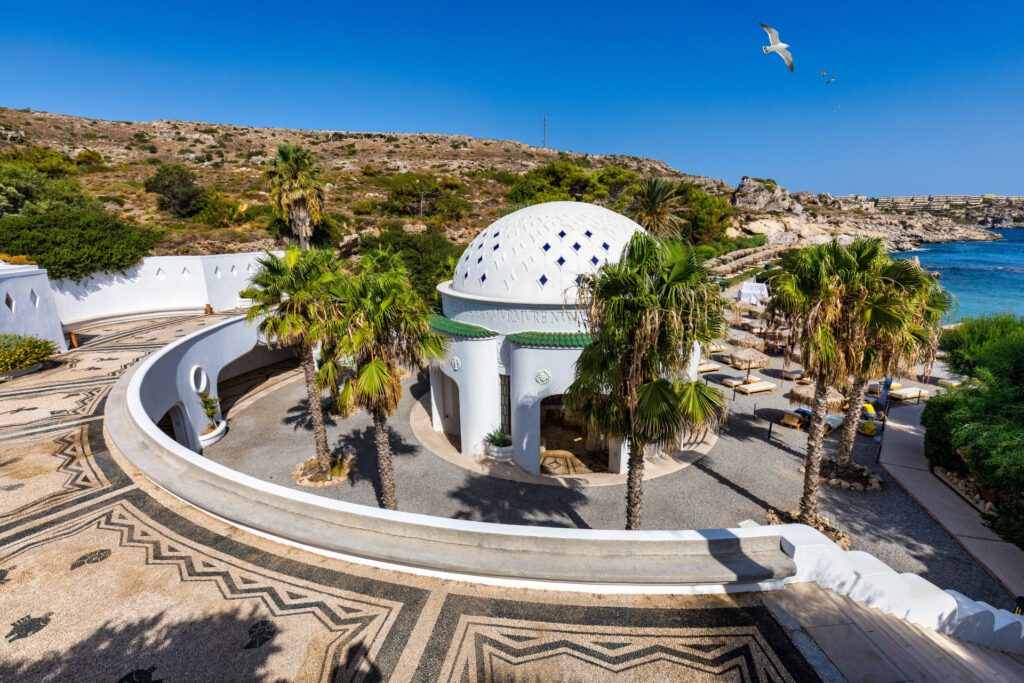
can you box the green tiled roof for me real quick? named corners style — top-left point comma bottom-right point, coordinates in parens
top-left (506, 331), bottom-right (592, 348)
top-left (429, 314), bottom-right (496, 338)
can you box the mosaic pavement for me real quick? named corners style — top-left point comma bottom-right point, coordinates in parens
top-left (0, 315), bottom-right (820, 681)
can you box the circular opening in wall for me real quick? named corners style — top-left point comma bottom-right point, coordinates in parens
top-left (190, 365), bottom-right (209, 393)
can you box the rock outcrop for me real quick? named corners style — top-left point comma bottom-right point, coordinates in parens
top-left (733, 213), bottom-right (998, 251)
top-left (732, 177), bottom-right (804, 214)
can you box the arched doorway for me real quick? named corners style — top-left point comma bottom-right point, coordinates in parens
top-left (538, 395), bottom-right (607, 474)
top-left (154, 403), bottom-right (195, 451)
top-left (438, 372), bottom-right (462, 451)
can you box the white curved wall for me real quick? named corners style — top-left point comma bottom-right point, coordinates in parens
top-left (134, 315), bottom-right (291, 451)
top-left (51, 251), bottom-right (277, 326)
top-left (0, 264), bottom-right (67, 351)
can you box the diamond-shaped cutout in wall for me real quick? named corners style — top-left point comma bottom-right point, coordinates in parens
top-left (214, 266), bottom-right (222, 279)
top-left (155, 268), bottom-right (166, 281)
top-left (4, 293), bottom-right (14, 312)
top-left (247, 263), bottom-right (255, 273)
top-left (230, 265), bottom-right (238, 276)
top-left (29, 289), bottom-right (39, 308)
top-left (181, 267), bottom-right (191, 280)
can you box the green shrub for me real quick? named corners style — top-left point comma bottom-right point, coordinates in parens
top-left (193, 188), bottom-right (241, 226)
top-left (360, 223), bottom-right (463, 305)
top-left (677, 183), bottom-right (735, 243)
top-left (920, 391), bottom-right (966, 472)
top-left (144, 163), bottom-right (204, 217)
top-left (0, 209), bottom-right (160, 281)
top-left (380, 172), bottom-right (469, 220)
top-left (73, 149), bottom-right (105, 167)
top-left (349, 199), bottom-right (376, 215)
top-left (0, 334), bottom-right (56, 373)
top-left (0, 163), bottom-right (92, 217)
top-left (0, 146), bottom-right (77, 177)
top-left (940, 314), bottom-right (1024, 376)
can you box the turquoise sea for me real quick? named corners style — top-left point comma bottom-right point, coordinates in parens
top-left (894, 229), bottom-right (1024, 323)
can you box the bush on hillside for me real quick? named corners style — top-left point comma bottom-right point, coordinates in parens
top-left (379, 172), bottom-right (471, 221)
top-left (505, 160), bottom-right (639, 208)
top-left (0, 209), bottom-right (160, 281)
top-left (677, 183), bottom-right (735, 243)
top-left (0, 146), bottom-right (78, 177)
top-left (920, 391), bottom-right (966, 472)
top-left (0, 334), bottom-right (56, 373)
top-left (360, 222), bottom-right (463, 305)
top-left (144, 163), bottom-right (204, 217)
top-left (0, 164), bottom-right (93, 217)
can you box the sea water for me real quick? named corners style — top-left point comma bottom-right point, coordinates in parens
top-left (893, 229), bottom-right (1024, 322)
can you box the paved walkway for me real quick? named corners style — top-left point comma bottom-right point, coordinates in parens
top-left (0, 315), bottom-right (823, 682)
top-left (881, 403), bottom-right (1024, 598)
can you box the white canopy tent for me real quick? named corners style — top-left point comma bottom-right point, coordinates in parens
top-left (737, 280), bottom-right (770, 306)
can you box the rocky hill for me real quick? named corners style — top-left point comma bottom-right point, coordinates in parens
top-left (0, 107), bottom-right (1000, 255)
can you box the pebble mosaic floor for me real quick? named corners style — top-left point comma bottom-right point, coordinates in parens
top-left (0, 315), bottom-right (819, 682)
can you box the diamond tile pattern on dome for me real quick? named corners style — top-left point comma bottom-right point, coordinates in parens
top-left (451, 202), bottom-right (643, 303)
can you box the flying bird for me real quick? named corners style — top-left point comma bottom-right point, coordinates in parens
top-left (760, 23), bottom-right (794, 72)
top-left (820, 71), bottom-right (827, 78)
top-left (826, 75), bottom-right (837, 84)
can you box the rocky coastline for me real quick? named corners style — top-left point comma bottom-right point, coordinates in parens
top-left (728, 177), bottom-right (1003, 251)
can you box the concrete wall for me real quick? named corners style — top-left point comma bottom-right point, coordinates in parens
top-left (50, 251), bottom-right (275, 326)
top-left (132, 315), bottom-right (290, 452)
top-left (0, 265), bottom-right (68, 352)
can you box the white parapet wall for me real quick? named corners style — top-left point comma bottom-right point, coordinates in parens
top-left (50, 251), bottom-right (277, 327)
top-left (0, 264), bottom-right (68, 352)
top-left (105, 315), bottom-right (1024, 656)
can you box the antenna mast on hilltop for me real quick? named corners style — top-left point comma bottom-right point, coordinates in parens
top-left (543, 114), bottom-right (547, 148)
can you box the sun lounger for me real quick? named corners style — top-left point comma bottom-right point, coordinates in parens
top-left (704, 342), bottom-right (728, 354)
top-left (868, 381), bottom-right (902, 395)
top-left (697, 361), bottom-right (721, 373)
top-left (736, 381), bottom-right (777, 395)
top-left (722, 376), bottom-right (760, 388)
top-left (889, 387), bottom-right (929, 401)
top-left (779, 411), bottom-right (806, 429)
top-left (937, 378), bottom-right (962, 389)
top-left (781, 369), bottom-right (804, 381)
top-left (823, 415), bottom-right (844, 435)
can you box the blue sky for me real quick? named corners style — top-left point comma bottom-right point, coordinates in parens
top-left (2, 1), bottom-right (1022, 196)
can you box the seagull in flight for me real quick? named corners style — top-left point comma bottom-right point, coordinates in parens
top-left (826, 74), bottom-right (837, 84)
top-left (760, 23), bottom-right (794, 72)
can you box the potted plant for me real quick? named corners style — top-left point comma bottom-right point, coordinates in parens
top-left (484, 429), bottom-right (513, 461)
top-left (0, 334), bottom-right (55, 381)
top-left (197, 390), bottom-right (227, 447)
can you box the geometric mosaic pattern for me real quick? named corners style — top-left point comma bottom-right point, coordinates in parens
top-left (0, 314), bottom-right (819, 682)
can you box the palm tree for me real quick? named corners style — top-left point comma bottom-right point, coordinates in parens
top-left (767, 239), bottom-right (937, 522)
top-left (565, 233), bottom-right (727, 529)
top-left (240, 246), bottom-right (338, 477)
top-left (318, 250), bottom-right (446, 510)
top-left (629, 179), bottom-right (683, 236)
top-left (834, 260), bottom-right (950, 471)
top-left (266, 143), bottom-right (324, 250)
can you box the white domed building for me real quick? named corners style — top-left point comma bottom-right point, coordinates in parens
top-left (428, 201), bottom-right (648, 474)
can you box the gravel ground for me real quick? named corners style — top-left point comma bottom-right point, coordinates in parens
top-left (206, 355), bottom-right (1012, 606)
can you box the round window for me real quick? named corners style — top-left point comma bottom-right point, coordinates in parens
top-left (190, 365), bottom-right (209, 393)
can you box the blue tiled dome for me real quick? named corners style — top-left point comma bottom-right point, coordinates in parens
top-left (451, 201), bottom-right (643, 303)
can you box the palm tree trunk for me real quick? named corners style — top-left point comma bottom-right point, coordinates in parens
top-left (625, 435), bottom-right (645, 530)
top-left (799, 381), bottom-right (831, 524)
top-left (373, 411), bottom-right (398, 510)
top-left (290, 204), bottom-right (312, 251)
top-left (301, 346), bottom-right (331, 476)
top-left (836, 376), bottom-right (868, 471)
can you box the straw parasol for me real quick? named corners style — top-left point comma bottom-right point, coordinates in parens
top-left (787, 384), bottom-right (845, 411)
top-left (727, 328), bottom-right (765, 351)
top-left (730, 347), bottom-right (771, 370)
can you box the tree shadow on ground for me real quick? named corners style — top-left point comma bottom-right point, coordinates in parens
top-left (335, 425), bottom-right (419, 507)
top-left (336, 640), bottom-right (384, 682)
top-left (282, 398), bottom-right (338, 432)
top-left (692, 458), bottom-right (777, 512)
top-left (408, 370), bottom-right (430, 400)
top-left (446, 474), bottom-right (592, 529)
top-left (0, 606), bottom-right (289, 682)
